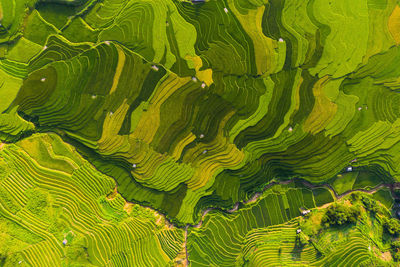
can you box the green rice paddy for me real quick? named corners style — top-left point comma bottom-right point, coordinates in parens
top-left (1, 0), bottom-right (400, 265)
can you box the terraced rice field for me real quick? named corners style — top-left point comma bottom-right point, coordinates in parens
top-left (2, 0), bottom-right (400, 265)
top-left (0, 134), bottom-right (185, 265)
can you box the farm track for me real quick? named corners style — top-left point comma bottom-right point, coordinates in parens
top-left (183, 178), bottom-right (398, 265)
top-left (191, 178), bottom-right (399, 229)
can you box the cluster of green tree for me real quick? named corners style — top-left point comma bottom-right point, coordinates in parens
top-left (0, 187), bottom-right (19, 213)
top-left (360, 196), bottom-right (381, 214)
top-left (64, 236), bottom-right (90, 265)
top-left (391, 241), bottom-right (400, 261)
top-left (130, 205), bottom-right (154, 219)
top-left (350, 193), bottom-right (384, 213)
top-left (25, 189), bottom-right (50, 217)
top-left (383, 217), bottom-right (400, 236)
top-left (0, 161), bottom-right (7, 181)
top-left (322, 203), bottom-right (360, 226)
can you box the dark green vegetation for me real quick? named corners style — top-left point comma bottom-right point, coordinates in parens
top-left (2, 0), bottom-right (400, 265)
top-left (188, 188), bottom-right (399, 266)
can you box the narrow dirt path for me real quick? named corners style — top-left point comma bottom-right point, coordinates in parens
top-left (184, 178), bottom-right (398, 266)
top-left (190, 178), bottom-right (399, 229)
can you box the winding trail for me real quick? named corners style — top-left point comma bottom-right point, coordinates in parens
top-left (190, 178), bottom-right (400, 229)
top-left (183, 178), bottom-right (399, 265)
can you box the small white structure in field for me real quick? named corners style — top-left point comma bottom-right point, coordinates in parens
top-left (18, 261), bottom-right (22, 264)
top-left (347, 166), bottom-right (353, 172)
top-left (104, 41), bottom-right (111, 45)
top-left (41, 78), bottom-right (46, 82)
top-left (202, 150), bottom-right (208, 154)
top-left (296, 229), bottom-right (302, 234)
top-left (43, 45), bottom-right (48, 50)
top-left (365, 106), bottom-right (368, 110)
top-left (201, 82), bottom-right (206, 88)
top-left (192, 76), bottom-right (197, 82)
top-left (301, 210), bottom-right (311, 215)
top-left (151, 65), bottom-right (159, 71)
top-left (279, 38), bottom-right (284, 42)
top-left (224, 7), bottom-right (229, 13)
top-left (199, 134), bottom-right (205, 139)
top-left (288, 127), bottom-right (293, 132)
top-left (358, 107), bottom-right (362, 111)
top-left (92, 95), bottom-right (97, 99)
top-left (132, 163), bottom-right (137, 168)
top-left (62, 239), bottom-right (68, 245)
top-left (109, 111), bottom-right (114, 116)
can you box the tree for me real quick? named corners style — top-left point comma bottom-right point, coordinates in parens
top-left (298, 232), bottom-right (309, 247)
